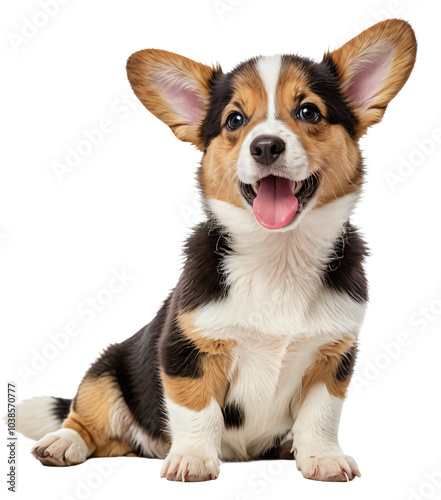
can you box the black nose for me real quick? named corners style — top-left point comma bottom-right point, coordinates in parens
top-left (250, 135), bottom-right (285, 166)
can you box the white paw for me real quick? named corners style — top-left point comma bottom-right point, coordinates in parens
top-left (160, 454), bottom-right (219, 482)
top-left (297, 454), bottom-right (361, 482)
top-left (31, 428), bottom-right (88, 466)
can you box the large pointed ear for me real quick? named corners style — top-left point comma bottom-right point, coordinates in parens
top-left (126, 49), bottom-right (219, 150)
top-left (325, 19), bottom-right (417, 135)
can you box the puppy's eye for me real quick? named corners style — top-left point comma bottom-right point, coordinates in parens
top-left (296, 103), bottom-right (321, 124)
top-left (226, 112), bottom-right (244, 131)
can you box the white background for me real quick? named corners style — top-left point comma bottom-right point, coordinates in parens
top-left (2, 0), bottom-right (441, 499)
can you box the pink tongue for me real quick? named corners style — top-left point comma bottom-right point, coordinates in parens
top-left (253, 175), bottom-right (299, 229)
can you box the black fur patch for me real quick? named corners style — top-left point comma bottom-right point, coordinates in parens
top-left (157, 221), bottom-right (233, 381)
top-left (324, 223), bottom-right (369, 303)
top-left (158, 315), bottom-right (204, 379)
top-left (336, 344), bottom-right (358, 382)
top-left (51, 397), bottom-right (71, 422)
top-left (282, 54), bottom-right (358, 137)
top-left (86, 297), bottom-right (171, 444)
top-left (201, 69), bottom-right (233, 149)
top-left (177, 221), bottom-right (232, 312)
top-left (222, 402), bottom-right (245, 429)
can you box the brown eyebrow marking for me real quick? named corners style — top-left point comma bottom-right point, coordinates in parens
top-left (295, 91), bottom-right (306, 104)
top-left (230, 100), bottom-right (247, 112)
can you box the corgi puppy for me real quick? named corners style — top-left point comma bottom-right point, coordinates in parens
top-left (17, 19), bottom-right (416, 482)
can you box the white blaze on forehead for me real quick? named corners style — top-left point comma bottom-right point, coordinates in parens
top-left (256, 55), bottom-right (282, 120)
top-left (236, 54), bottom-right (309, 186)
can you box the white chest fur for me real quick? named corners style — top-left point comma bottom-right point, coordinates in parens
top-left (197, 194), bottom-right (366, 339)
top-left (198, 195), bottom-right (366, 459)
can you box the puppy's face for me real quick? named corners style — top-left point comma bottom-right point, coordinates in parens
top-left (199, 55), bottom-right (361, 230)
top-left (127, 19), bottom-right (416, 231)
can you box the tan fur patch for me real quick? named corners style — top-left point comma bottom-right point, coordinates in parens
top-left (62, 415), bottom-right (95, 452)
top-left (299, 123), bottom-right (362, 207)
top-left (62, 376), bottom-right (129, 456)
top-left (300, 336), bottom-right (357, 401)
top-left (161, 312), bottom-right (235, 412)
top-left (200, 63), bottom-right (267, 207)
top-left (93, 440), bottom-right (133, 458)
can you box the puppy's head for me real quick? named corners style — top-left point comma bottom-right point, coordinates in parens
top-left (127, 19), bottom-right (416, 231)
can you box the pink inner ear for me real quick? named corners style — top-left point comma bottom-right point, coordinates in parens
top-left (155, 71), bottom-right (206, 125)
top-left (346, 45), bottom-right (394, 111)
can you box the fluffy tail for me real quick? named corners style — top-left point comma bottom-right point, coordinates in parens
top-left (15, 396), bottom-right (72, 440)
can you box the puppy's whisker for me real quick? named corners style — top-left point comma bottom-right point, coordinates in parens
top-left (308, 161), bottom-right (339, 203)
top-left (308, 157), bottom-right (347, 197)
top-left (225, 171), bottom-right (239, 203)
top-left (210, 160), bottom-right (238, 176)
top-left (215, 170), bottom-right (231, 203)
top-left (308, 155), bottom-right (359, 193)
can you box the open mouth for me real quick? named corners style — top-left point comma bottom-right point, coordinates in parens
top-left (239, 174), bottom-right (320, 230)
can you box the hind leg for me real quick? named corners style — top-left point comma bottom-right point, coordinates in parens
top-left (32, 375), bottom-right (133, 466)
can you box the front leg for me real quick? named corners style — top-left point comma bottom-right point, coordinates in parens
top-left (161, 397), bottom-right (223, 482)
top-left (292, 338), bottom-right (361, 482)
top-left (159, 312), bottom-right (233, 482)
